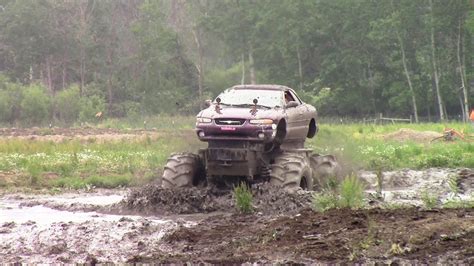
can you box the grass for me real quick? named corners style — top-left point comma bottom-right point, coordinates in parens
top-left (312, 174), bottom-right (366, 212)
top-left (0, 116), bottom-right (472, 190)
top-left (233, 182), bottom-right (253, 213)
top-left (420, 190), bottom-right (439, 209)
top-left (308, 122), bottom-right (474, 169)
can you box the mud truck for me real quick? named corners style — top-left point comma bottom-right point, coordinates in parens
top-left (162, 84), bottom-right (339, 191)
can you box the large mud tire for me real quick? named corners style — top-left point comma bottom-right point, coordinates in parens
top-left (310, 153), bottom-right (342, 190)
top-left (270, 152), bottom-right (312, 192)
top-left (162, 153), bottom-right (205, 189)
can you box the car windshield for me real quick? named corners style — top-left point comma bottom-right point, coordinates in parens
top-left (215, 89), bottom-right (284, 108)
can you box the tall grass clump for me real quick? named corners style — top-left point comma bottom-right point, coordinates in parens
top-left (233, 182), bottom-right (253, 214)
top-left (339, 175), bottom-right (365, 208)
top-left (420, 190), bottom-right (438, 209)
top-left (312, 174), bottom-right (366, 212)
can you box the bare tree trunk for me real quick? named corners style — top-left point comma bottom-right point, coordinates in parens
top-left (80, 52), bottom-right (85, 95)
top-left (29, 65), bottom-right (33, 83)
top-left (106, 51), bottom-right (113, 114)
top-left (192, 28), bottom-right (203, 100)
top-left (296, 46), bottom-right (303, 90)
top-left (395, 27), bottom-right (419, 123)
top-left (457, 16), bottom-right (469, 122)
top-left (241, 53), bottom-right (245, 85)
top-left (46, 56), bottom-right (54, 95)
top-left (248, 44), bottom-right (256, 84)
top-left (429, 0), bottom-right (444, 121)
top-left (458, 94), bottom-right (465, 121)
top-left (368, 62), bottom-right (377, 113)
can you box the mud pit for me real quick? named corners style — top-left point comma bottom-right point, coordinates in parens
top-left (1, 168), bottom-right (473, 263)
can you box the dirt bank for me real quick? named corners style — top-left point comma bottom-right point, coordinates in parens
top-left (0, 127), bottom-right (160, 143)
top-left (154, 207), bottom-right (474, 264)
top-left (120, 182), bottom-right (312, 216)
top-left (383, 128), bottom-right (442, 142)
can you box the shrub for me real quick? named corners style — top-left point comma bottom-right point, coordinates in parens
top-left (0, 91), bottom-right (10, 123)
top-left (313, 175), bottom-right (366, 212)
top-left (233, 182), bottom-right (253, 213)
top-left (56, 85), bottom-right (81, 124)
top-left (339, 175), bottom-right (366, 209)
top-left (312, 191), bottom-right (339, 212)
top-left (20, 84), bottom-right (50, 125)
top-left (79, 95), bottom-right (106, 122)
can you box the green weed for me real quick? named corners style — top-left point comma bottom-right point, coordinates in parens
top-left (447, 174), bottom-right (460, 195)
top-left (339, 175), bottom-right (366, 209)
top-left (442, 195), bottom-right (474, 209)
top-left (233, 182), bottom-right (253, 214)
top-left (26, 163), bottom-right (42, 186)
top-left (313, 174), bottom-right (366, 212)
top-left (420, 190), bottom-right (438, 209)
top-left (312, 191), bottom-right (339, 212)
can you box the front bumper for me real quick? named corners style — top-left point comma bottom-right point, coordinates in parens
top-left (195, 120), bottom-right (276, 142)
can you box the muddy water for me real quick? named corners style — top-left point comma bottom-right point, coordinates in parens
top-left (0, 168), bottom-right (472, 263)
top-left (0, 192), bottom-right (195, 263)
top-left (359, 168), bottom-right (474, 206)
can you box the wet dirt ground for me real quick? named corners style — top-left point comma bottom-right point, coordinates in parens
top-left (1, 168), bottom-right (473, 263)
top-left (0, 127), bottom-right (160, 143)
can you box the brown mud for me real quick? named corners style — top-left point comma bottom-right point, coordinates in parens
top-left (156, 207), bottom-right (474, 264)
top-left (120, 182), bottom-right (312, 216)
top-left (0, 127), bottom-right (160, 143)
top-left (383, 128), bottom-right (442, 142)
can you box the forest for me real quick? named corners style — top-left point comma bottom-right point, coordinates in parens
top-left (0, 0), bottom-right (473, 125)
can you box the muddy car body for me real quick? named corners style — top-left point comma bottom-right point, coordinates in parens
top-left (195, 84), bottom-right (318, 144)
top-left (162, 84), bottom-right (339, 191)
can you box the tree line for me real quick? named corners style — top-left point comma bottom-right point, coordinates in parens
top-left (0, 0), bottom-right (472, 125)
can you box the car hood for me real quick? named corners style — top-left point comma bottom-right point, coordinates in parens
top-left (197, 105), bottom-right (285, 120)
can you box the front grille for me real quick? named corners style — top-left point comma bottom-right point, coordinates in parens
top-left (215, 118), bottom-right (246, 126)
top-left (207, 148), bottom-right (247, 161)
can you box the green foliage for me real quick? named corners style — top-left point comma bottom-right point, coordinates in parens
top-left (233, 182), bottom-right (253, 214)
top-left (312, 174), bottom-right (366, 212)
top-left (0, 90), bottom-right (10, 123)
top-left (442, 196), bottom-right (474, 209)
top-left (56, 85), bottom-right (81, 124)
top-left (0, 0), bottom-right (472, 121)
top-left (26, 162), bottom-right (42, 186)
top-left (339, 175), bottom-right (366, 209)
top-left (420, 190), bottom-right (438, 209)
top-left (447, 174), bottom-right (460, 195)
top-left (79, 95), bottom-right (106, 122)
top-left (309, 123), bottom-right (474, 170)
top-left (20, 84), bottom-right (50, 125)
top-left (312, 190), bottom-right (339, 212)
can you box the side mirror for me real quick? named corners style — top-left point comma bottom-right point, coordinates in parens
top-left (204, 99), bottom-right (212, 107)
top-left (285, 101), bottom-right (299, 108)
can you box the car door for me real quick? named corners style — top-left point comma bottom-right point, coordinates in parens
top-left (284, 90), bottom-right (308, 140)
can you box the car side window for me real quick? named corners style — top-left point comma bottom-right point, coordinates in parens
top-left (288, 90), bottom-right (301, 104)
top-left (284, 91), bottom-right (295, 104)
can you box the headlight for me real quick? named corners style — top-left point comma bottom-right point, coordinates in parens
top-left (197, 117), bottom-right (212, 123)
top-left (249, 119), bottom-right (273, 125)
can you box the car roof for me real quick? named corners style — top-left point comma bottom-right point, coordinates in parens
top-left (230, 84), bottom-right (292, 91)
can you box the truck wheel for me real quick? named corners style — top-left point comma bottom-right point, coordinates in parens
top-left (161, 152), bottom-right (205, 189)
top-left (270, 152), bottom-right (312, 191)
top-left (310, 153), bottom-right (342, 190)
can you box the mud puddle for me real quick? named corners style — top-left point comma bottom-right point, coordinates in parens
top-left (359, 168), bottom-right (474, 206)
top-left (0, 191), bottom-right (197, 263)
